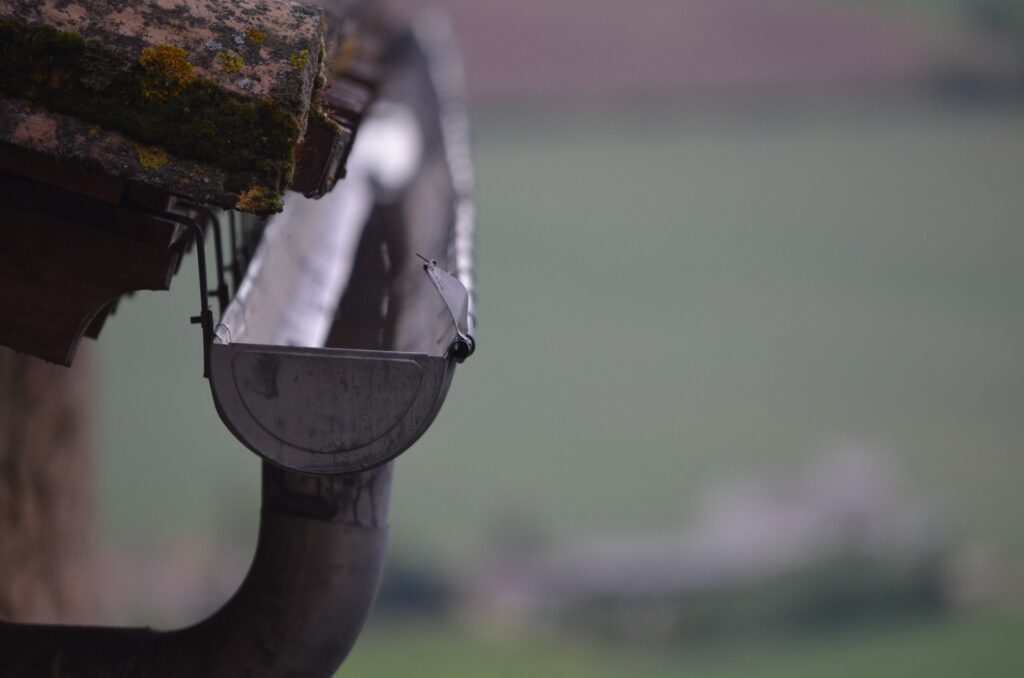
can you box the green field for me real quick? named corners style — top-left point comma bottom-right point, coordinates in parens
top-left (345, 610), bottom-right (1024, 677)
top-left (98, 100), bottom-right (1024, 561)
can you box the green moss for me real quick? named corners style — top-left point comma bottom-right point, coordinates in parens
top-left (0, 20), bottom-right (307, 211)
top-left (316, 39), bottom-right (327, 90)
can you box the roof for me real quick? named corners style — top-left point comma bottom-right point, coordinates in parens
top-left (0, 0), bottom-right (335, 213)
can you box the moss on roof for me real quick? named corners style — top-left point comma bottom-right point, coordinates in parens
top-left (0, 0), bottom-right (331, 213)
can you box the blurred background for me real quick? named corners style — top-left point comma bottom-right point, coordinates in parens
top-left (93, 0), bottom-right (1024, 675)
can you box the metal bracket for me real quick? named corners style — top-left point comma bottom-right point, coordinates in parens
top-left (130, 207), bottom-right (215, 377)
top-left (419, 255), bottom-right (475, 362)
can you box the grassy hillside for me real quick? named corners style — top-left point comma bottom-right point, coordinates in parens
top-left (344, 610), bottom-right (1024, 677)
top-left (392, 100), bottom-right (1024, 563)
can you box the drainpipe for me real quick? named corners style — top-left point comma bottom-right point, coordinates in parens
top-left (0, 463), bottom-right (391, 677)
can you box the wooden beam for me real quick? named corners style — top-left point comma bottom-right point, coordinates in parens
top-left (0, 172), bottom-right (181, 365)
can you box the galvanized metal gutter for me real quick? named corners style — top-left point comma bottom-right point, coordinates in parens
top-left (0, 465), bottom-right (392, 677)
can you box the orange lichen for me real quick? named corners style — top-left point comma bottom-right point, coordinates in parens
top-left (136, 144), bottom-right (168, 169)
top-left (216, 50), bottom-right (244, 73)
top-left (139, 45), bottom-right (195, 100)
top-left (1, 21), bottom-right (311, 211)
top-left (245, 28), bottom-right (267, 45)
top-left (235, 185), bottom-right (282, 213)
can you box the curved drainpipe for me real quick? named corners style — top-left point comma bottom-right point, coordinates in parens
top-left (0, 463), bottom-right (391, 677)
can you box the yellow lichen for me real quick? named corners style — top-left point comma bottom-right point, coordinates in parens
top-left (245, 28), bottom-right (266, 45)
top-left (216, 50), bottom-right (244, 74)
top-left (235, 186), bottom-right (281, 213)
top-left (139, 45), bottom-right (195, 100)
top-left (136, 144), bottom-right (168, 169)
top-left (289, 49), bottom-right (309, 71)
top-left (88, 125), bottom-right (101, 137)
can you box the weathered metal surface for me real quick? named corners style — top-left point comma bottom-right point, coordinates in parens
top-left (422, 257), bottom-right (474, 360)
top-left (338, 14), bottom-right (477, 360)
top-left (206, 163), bottom-right (465, 476)
top-left (419, 11), bottom-right (477, 340)
top-left (210, 103), bottom-right (426, 349)
top-left (0, 463), bottom-right (392, 678)
top-left (210, 344), bottom-right (454, 473)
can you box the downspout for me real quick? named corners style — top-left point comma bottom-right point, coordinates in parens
top-left (0, 464), bottom-right (392, 677)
